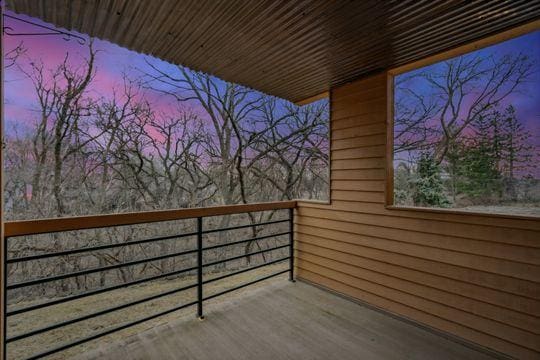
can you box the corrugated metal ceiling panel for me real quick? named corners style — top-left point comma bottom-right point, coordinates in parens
top-left (5, 0), bottom-right (540, 103)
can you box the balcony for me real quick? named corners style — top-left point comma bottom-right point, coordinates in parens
top-left (3, 202), bottom-right (494, 359)
top-left (2, 2), bottom-right (539, 360)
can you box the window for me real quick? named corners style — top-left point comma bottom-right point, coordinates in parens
top-left (390, 30), bottom-right (540, 217)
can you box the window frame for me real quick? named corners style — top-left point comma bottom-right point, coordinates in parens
top-left (385, 20), bottom-right (540, 220)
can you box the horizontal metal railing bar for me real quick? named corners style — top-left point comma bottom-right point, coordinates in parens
top-left (203, 269), bottom-right (289, 301)
top-left (202, 231), bottom-right (289, 251)
top-left (7, 231), bottom-right (199, 264)
top-left (7, 265), bottom-right (199, 316)
top-left (24, 300), bottom-right (199, 360)
top-left (202, 257), bottom-right (289, 285)
top-left (7, 223), bottom-right (286, 265)
top-left (7, 248), bottom-right (198, 290)
top-left (4, 201), bottom-right (296, 237)
top-left (201, 219), bottom-right (288, 235)
top-left (6, 219), bottom-right (288, 264)
top-left (7, 282), bottom-right (198, 343)
top-left (202, 244), bottom-right (289, 268)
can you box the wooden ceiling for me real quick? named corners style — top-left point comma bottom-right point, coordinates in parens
top-left (5, 0), bottom-right (540, 103)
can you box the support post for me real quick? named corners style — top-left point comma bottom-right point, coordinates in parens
top-left (1, 3), bottom-right (7, 359)
top-left (2, 236), bottom-right (6, 360)
top-left (288, 208), bottom-right (295, 282)
top-left (196, 217), bottom-right (204, 320)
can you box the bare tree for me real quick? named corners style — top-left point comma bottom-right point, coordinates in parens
top-left (3, 41), bottom-right (25, 69)
top-left (394, 75), bottom-right (439, 153)
top-left (395, 52), bottom-right (534, 163)
top-left (22, 42), bottom-right (98, 215)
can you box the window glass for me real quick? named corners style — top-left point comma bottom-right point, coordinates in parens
top-left (393, 31), bottom-right (540, 216)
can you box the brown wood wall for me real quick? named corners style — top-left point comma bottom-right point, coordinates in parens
top-left (295, 73), bottom-right (540, 359)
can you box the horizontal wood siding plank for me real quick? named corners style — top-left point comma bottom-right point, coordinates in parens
top-left (331, 158), bottom-right (386, 170)
top-left (332, 123), bottom-right (386, 140)
top-left (331, 145), bottom-right (386, 160)
top-left (331, 190), bottom-right (386, 203)
top-left (333, 98), bottom-right (386, 121)
top-left (331, 134), bottom-right (386, 150)
top-left (331, 169), bottom-right (386, 180)
top-left (331, 84), bottom-right (386, 104)
top-left (331, 180), bottom-right (385, 192)
top-left (331, 113), bottom-right (385, 130)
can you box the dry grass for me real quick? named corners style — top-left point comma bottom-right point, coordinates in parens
top-left (6, 263), bottom-right (288, 360)
top-left (457, 203), bottom-right (540, 216)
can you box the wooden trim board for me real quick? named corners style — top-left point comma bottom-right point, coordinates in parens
top-left (4, 201), bottom-right (296, 237)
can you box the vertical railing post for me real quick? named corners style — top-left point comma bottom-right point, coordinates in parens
top-left (288, 208), bottom-right (295, 282)
top-left (196, 217), bottom-right (204, 320)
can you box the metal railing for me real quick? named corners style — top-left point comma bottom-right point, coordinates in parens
top-left (2, 201), bottom-right (296, 360)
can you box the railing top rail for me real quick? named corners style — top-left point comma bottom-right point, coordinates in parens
top-left (4, 201), bottom-right (296, 237)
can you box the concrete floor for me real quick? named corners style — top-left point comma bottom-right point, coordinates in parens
top-left (79, 279), bottom-right (496, 360)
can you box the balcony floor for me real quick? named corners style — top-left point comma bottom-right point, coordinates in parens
top-left (79, 279), bottom-right (495, 360)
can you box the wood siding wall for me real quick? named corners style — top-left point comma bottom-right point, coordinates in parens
top-left (295, 73), bottom-right (540, 359)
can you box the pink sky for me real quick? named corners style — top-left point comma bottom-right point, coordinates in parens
top-left (2, 10), bottom-right (211, 134)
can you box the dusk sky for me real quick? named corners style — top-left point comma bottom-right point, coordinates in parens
top-left (394, 30), bottom-right (540, 177)
top-left (3, 10), bottom-right (214, 135)
top-left (2, 10), bottom-right (539, 174)
top-left (395, 30), bottom-right (540, 134)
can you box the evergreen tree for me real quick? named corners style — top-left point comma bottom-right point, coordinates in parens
top-left (499, 105), bottom-right (533, 200)
top-left (467, 105), bottom-right (533, 201)
top-left (454, 139), bottom-right (502, 200)
top-left (468, 110), bottom-right (505, 197)
top-left (412, 152), bottom-right (450, 207)
top-left (394, 162), bottom-right (414, 205)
